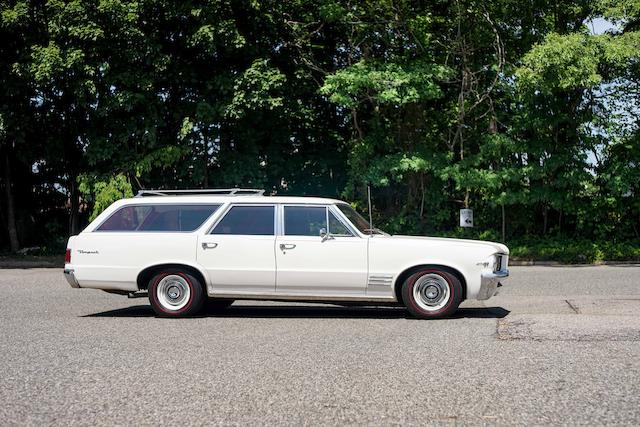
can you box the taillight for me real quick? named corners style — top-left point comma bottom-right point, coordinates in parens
top-left (65, 248), bottom-right (71, 264)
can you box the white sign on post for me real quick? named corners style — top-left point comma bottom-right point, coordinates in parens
top-left (460, 209), bottom-right (473, 228)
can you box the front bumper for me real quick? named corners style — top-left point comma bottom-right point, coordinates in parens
top-left (478, 270), bottom-right (508, 300)
top-left (63, 268), bottom-right (80, 288)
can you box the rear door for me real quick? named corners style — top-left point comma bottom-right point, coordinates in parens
top-left (197, 204), bottom-right (276, 294)
top-left (275, 205), bottom-right (367, 296)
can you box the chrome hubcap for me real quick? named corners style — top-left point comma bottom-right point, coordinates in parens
top-left (157, 275), bottom-right (190, 311)
top-left (413, 273), bottom-right (450, 311)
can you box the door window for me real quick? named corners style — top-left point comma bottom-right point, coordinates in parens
top-left (212, 206), bottom-right (275, 235)
top-left (284, 206), bottom-right (326, 236)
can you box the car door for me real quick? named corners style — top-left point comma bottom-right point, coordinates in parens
top-left (275, 205), bottom-right (367, 296)
top-left (197, 204), bottom-right (276, 294)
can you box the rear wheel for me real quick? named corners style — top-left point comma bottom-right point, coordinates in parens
top-left (148, 269), bottom-right (204, 317)
top-left (401, 268), bottom-right (462, 318)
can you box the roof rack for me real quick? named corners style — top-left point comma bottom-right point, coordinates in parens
top-left (135, 188), bottom-right (266, 197)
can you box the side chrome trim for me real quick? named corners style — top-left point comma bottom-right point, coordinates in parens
top-left (368, 274), bottom-right (393, 286)
top-left (208, 292), bottom-right (398, 303)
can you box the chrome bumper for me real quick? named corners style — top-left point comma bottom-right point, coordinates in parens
top-left (478, 270), bottom-right (508, 300)
top-left (63, 268), bottom-right (80, 288)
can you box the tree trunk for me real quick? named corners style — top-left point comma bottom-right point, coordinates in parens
top-left (501, 203), bottom-right (506, 242)
top-left (419, 174), bottom-right (426, 220)
top-left (542, 205), bottom-right (548, 235)
top-left (203, 131), bottom-right (209, 188)
top-left (558, 209), bottom-right (563, 234)
top-left (3, 150), bottom-right (20, 252)
top-left (69, 177), bottom-right (80, 235)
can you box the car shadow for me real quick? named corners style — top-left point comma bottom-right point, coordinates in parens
top-left (84, 304), bottom-right (510, 319)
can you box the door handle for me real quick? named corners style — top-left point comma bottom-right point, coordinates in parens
top-left (201, 242), bottom-right (218, 250)
top-left (279, 243), bottom-right (296, 251)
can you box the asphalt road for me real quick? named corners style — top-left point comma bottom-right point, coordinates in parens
top-left (1, 266), bottom-right (639, 426)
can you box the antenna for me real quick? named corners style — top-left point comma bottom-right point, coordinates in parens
top-left (367, 185), bottom-right (373, 235)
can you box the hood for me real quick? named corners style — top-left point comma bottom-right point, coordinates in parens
top-left (388, 235), bottom-right (509, 254)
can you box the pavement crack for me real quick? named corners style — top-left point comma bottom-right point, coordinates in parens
top-left (565, 299), bottom-right (581, 314)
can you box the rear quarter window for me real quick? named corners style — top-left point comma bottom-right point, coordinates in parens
top-left (96, 204), bottom-right (220, 232)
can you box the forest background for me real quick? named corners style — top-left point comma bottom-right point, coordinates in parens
top-left (1, 0), bottom-right (639, 263)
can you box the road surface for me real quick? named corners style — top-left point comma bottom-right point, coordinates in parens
top-left (1, 266), bottom-right (639, 425)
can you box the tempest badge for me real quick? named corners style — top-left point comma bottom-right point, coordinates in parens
top-left (78, 250), bottom-right (99, 255)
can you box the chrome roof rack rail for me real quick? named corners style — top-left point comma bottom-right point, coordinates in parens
top-left (135, 188), bottom-right (266, 197)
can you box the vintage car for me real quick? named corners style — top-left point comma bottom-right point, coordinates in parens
top-left (63, 189), bottom-right (509, 318)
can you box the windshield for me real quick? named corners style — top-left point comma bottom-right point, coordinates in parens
top-left (336, 203), bottom-right (386, 235)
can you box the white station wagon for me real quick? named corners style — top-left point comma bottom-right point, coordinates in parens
top-left (64, 189), bottom-right (509, 318)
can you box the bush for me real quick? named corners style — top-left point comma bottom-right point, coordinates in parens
top-left (508, 238), bottom-right (640, 263)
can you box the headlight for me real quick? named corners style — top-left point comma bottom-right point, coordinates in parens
top-left (495, 255), bottom-right (502, 272)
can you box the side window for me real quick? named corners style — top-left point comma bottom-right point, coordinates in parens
top-left (97, 206), bottom-right (152, 231)
top-left (97, 204), bottom-right (220, 232)
top-left (284, 206), bottom-right (327, 236)
top-left (212, 206), bottom-right (274, 235)
top-left (328, 211), bottom-right (353, 236)
top-left (138, 205), bottom-right (220, 232)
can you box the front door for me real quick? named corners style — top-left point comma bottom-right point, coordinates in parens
top-left (197, 204), bottom-right (276, 294)
top-left (275, 205), bottom-right (367, 296)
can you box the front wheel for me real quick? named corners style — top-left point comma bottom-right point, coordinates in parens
top-left (401, 268), bottom-right (462, 318)
top-left (148, 270), bottom-right (204, 317)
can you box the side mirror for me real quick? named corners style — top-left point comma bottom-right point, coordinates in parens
top-left (319, 228), bottom-right (333, 242)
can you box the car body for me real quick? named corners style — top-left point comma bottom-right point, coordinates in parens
top-left (64, 189), bottom-right (509, 318)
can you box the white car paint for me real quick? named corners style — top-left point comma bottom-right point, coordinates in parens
top-left (198, 233), bottom-right (276, 294)
top-left (64, 194), bottom-right (509, 303)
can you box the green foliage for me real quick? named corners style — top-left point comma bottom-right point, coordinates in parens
top-left (321, 60), bottom-right (449, 108)
top-left (517, 33), bottom-right (603, 92)
top-left (78, 174), bottom-right (133, 221)
top-left (225, 59), bottom-right (287, 119)
top-left (0, 0), bottom-right (639, 260)
top-left (510, 239), bottom-right (640, 263)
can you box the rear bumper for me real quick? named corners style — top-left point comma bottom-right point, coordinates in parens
top-left (63, 268), bottom-right (80, 288)
top-left (478, 270), bottom-right (508, 300)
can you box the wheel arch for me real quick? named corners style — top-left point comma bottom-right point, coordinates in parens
top-left (137, 262), bottom-right (210, 292)
top-left (394, 264), bottom-right (467, 304)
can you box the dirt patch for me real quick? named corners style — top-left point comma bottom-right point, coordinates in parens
top-left (497, 313), bottom-right (640, 342)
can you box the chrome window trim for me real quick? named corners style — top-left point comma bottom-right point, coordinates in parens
top-left (327, 206), bottom-right (356, 237)
top-left (328, 204), bottom-right (364, 238)
top-left (92, 203), bottom-right (222, 233)
top-left (203, 202), bottom-right (362, 238)
top-left (280, 204), bottom-right (356, 238)
top-left (207, 203), bottom-right (277, 236)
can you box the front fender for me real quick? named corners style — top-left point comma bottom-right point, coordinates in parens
top-left (368, 237), bottom-right (497, 300)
